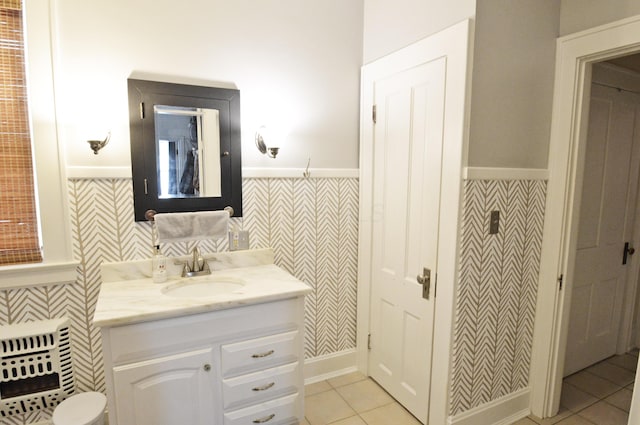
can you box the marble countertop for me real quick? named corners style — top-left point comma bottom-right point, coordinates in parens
top-left (93, 248), bottom-right (311, 327)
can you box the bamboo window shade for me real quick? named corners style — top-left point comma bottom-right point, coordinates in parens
top-left (0, 0), bottom-right (43, 265)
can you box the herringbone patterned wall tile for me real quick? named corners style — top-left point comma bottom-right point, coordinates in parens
top-left (241, 178), bottom-right (359, 358)
top-left (451, 180), bottom-right (484, 413)
top-left (497, 181), bottom-right (526, 398)
top-left (4, 175), bottom-right (547, 422)
top-left (243, 179), bottom-right (270, 249)
top-left (514, 180), bottom-right (546, 389)
top-left (270, 180), bottom-right (295, 275)
top-left (450, 179), bottom-right (547, 416)
top-left (337, 179), bottom-right (358, 352)
top-left (0, 176), bottom-right (358, 425)
top-left (292, 179), bottom-right (318, 358)
top-left (316, 179), bottom-right (341, 356)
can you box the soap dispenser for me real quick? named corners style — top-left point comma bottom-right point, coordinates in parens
top-left (152, 245), bottom-right (167, 283)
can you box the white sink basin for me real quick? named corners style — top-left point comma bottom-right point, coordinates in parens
top-left (162, 276), bottom-right (246, 298)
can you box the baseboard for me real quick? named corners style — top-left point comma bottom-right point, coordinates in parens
top-left (304, 348), bottom-right (358, 384)
top-left (448, 388), bottom-right (530, 425)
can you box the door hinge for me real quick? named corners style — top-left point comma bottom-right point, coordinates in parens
top-left (368, 333), bottom-right (371, 350)
top-left (139, 102), bottom-right (145, 119)
top-left (143, 178), bottom-right (148, 195)
top-left (558, 274), bottom-right (563, 291)
top-left (434, 273), bottom-right (438, 298)
top-left (372, 104), bottom-right (377, 124)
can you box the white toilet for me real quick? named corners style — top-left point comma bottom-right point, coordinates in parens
top-left (52, 392), bottom-right (107, 425)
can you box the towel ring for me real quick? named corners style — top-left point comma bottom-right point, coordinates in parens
top-left (145, 207), bottom-right (234, 221)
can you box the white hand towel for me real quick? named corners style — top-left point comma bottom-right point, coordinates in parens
top-left (154, 211), bottom-right (229, 243)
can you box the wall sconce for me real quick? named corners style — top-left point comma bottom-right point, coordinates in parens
top-left (255, 126), bottom-right (279, 158)
top-left (87, 132), bottom-right (111, 155)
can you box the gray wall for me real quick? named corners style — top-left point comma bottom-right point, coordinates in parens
top-left (560, 0), bottom-right (640, 36)
top-left (467, 0), bottom-right (560, 169)
top-left (362, 0), bottom-right (561, 169)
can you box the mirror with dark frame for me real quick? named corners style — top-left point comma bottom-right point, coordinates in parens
top-left (128, 79), bottom-right (242, 221)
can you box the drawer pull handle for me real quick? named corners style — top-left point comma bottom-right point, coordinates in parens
top-left (253, 413), bottom-right (275, 423)
top-left (251, 349), bottom-right (275, 358)
top-left (252, 382), bottom-right (275, 391)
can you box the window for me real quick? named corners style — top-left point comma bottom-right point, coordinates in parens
top-left (0, 0), bottom-right (42, 265)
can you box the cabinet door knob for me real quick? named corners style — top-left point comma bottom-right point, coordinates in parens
top-left (203, 364), bottom-right (211, 372)
top-left (252, 413), bottom-right (275, 423)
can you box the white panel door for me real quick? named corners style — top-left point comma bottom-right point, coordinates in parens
top-left (564, 84), bottom-right (640, 375)
top-left (369, 57), bottom-right (446, 423)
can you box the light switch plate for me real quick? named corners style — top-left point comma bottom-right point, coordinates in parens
top-left (490, 210), bottom-right (500, 234)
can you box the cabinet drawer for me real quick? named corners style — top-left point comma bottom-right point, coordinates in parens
top-left (106, 299), bottom-right (301, 365)
top-left (221, 331), bottom-right (299, 377)
top-left (223, 393), bottom-right (299, 425)
top-left (222, 362), bottom-right (299, 410)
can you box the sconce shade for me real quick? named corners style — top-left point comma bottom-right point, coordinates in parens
top-left (88, 132), bottom-right (111, 155)
top-left (255, 126), bottom-right (279, 158)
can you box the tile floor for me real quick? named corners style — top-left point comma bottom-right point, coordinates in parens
top-left (512, 350), bottom-right (638, 425)
top-left (303, 372), bottom-right (420, 425)
top-left (304, 350), bottom-right (638, 425)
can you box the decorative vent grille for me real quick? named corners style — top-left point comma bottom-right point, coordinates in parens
top-left (0, 318), bottom-right (75, 417)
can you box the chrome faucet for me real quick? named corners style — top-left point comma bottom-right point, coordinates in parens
top-left (178, 246), bottom-right (211, 277)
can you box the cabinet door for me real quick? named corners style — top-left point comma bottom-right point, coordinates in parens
top-left (113, 348), bottom-right (217, 425)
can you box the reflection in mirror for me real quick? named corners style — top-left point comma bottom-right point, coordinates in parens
top-left (154, 106), bottom-right (221, 198)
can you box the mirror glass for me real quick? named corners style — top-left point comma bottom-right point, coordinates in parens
top-left (128, 79), bottom-right (242, 221)
top-left (154, 105), bottom-right (221, 198)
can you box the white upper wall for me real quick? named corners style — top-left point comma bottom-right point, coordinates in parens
top-left (362, 0), bottom-right (475, 64)
top-left (48, 0), bottom-right (632, 173)
top-left (467, 0), bottom-right (560, 168)
top-left (51, 0), bottom-right (363, 172)
top-left (560, 0), bottom-right (640, 36)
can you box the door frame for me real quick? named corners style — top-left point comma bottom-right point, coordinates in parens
top-left (356, 19), bottom-right (473, 424)
top-left (530, 14), bottom-right (640, 418)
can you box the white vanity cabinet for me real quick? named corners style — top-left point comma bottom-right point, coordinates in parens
top-left (99, 297), bottom-right (305, 425)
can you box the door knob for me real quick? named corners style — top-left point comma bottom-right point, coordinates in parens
top-left (417, 268), bottom-right (431, 300)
